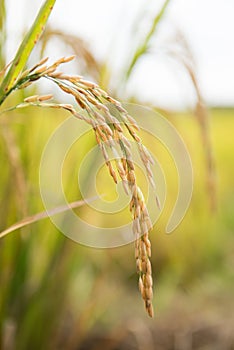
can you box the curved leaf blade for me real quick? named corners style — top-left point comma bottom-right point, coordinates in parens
top-left (0, 197), bottom-right (97, 239)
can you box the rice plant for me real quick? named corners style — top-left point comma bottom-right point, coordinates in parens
top-left (1, 1), bottom-right (229, 349)
top-left (0, 0), bottom-right (158, 318)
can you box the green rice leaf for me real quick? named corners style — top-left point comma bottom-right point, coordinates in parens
top-left (0, 0), bottom-right (56, 105)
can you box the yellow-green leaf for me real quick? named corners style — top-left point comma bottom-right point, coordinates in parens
top-left (0, 0), bottom-right (56, 105)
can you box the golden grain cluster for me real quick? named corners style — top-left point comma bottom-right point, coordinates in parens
top-left (14, 56), bottom-right (156, 316)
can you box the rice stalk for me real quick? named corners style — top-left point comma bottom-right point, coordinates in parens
top-left (0, 56), bottom-right (157, 317)
top-left (167, 31), bottom-right (216, 211)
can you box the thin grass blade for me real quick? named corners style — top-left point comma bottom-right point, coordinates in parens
top-left (0, 197), bottom-right (97, 239)
top-left (126, 0), bottom-right (171, 79)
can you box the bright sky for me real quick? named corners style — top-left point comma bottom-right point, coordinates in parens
top-left (6, 0), bottom-right (234, 109)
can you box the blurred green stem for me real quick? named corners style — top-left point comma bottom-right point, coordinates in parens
top-left (0, 0), bottom-right (6, 69)
top-left (125, 0), bottom-right (171, 80)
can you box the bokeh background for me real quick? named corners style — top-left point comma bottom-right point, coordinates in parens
top-left (0, 0), bottom-right (234, 349)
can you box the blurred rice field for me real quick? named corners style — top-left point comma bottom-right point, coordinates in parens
top-left (0, 104), bottom-right (233, 349)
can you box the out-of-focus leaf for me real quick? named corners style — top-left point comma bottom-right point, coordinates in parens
top-left (126, 0), bottom-right (171, 79)
top-left (0, 0), bottom-right (6, 68)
